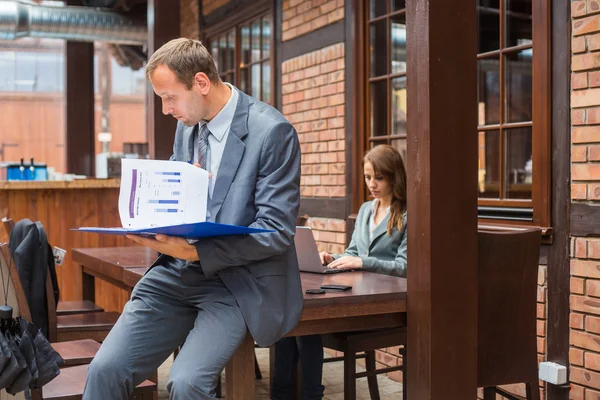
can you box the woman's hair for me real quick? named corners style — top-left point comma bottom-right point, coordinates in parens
top-left (364, 144), bottom-right (407, 235)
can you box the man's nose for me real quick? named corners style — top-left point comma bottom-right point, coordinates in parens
top-left (162, 102), bottom-right (171, 116)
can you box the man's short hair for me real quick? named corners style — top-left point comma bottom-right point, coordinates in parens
top-left (145, 38), bottom-right (220, 89)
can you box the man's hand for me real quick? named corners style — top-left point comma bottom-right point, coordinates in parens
top-left (327, 256), bottom-right (363, 270)
top-left (126, 234), bottom-right (199, 261)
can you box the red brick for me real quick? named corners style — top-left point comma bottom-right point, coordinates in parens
top-left (587, 353), bottom-right (600, 372)
top-left (572, 347), bottom-right (586, 366)
top-left (573, 277), bottom-right (586, 295)
top-left (589, 315), bottom-right (600, 334)
top-left (572, 312), bottom-right (586, 329)
top-left (573, 145), bottom-right (588, 162)
top-left (570, 367), bottom-right (600, 389)
top-left (587, 107), bottom-right (600, 123)
top-left (537, 303), bottom-right (546, 319)
top-left (589, 33), bottom-right (600, 51)
top-left (591, 0), bottom-right (600, 14)
top-left (571, 383), bottom-right (585, 400)
top-left (573, 164), bottom-right (600, 180)
top-left (573, 183), bottom-right (588, 200)
top-left (575, 36), bottom-right (588, 53)
top-left (590, 145), bottom-right (600, 161)
top-left (537, 320), bottom-right (546, 336)
top-left (590, 183), bottom-right (600, 200)
top-left (578, 238), bottom-right (590, 258)
top-left (576, 72), bottom-right (590, 89)
top-left (574, 54), bottom-right (600, 72)
top-left (574, 109), bottom-right (587, 125)
top-left (572, 330), bottom-right (600, 352)
top-left (573, 294), bottom-right (600, 316)
top-left (574, 1), bottom-right (588, 17)
top-left (589, 281), bottom-right (600, 298)
top-left (573, 259), bottom-right (600, 278)
top-left (538, 286), bottom-right (546, 302)
top-left (574, 15), bottom-right (600, 36)
top-left (591, 71), bottom-right (600, 88)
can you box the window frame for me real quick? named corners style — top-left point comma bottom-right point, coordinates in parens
top-left (352, 0), bottom-right (551, 231)
top-left (203, 3), bottom-right (275, 106)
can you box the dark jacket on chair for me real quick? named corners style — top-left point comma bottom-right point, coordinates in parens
top-left (8, 219), bottom-right (59, 338)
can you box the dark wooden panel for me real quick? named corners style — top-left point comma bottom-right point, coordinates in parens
top-left (65, 41), bottom-right (95, 176)
top-left (281, 20), bottom-right (345, 62)
top-left (571, 203), bottom-right (600, 237)
top-left (299, 197), bottom-right (346, 220)
top-left (275, 0), bottom-right (283, 111)
top-left (146, 0), bottom-right (180, 160)
top-left (547, 1), bottom-right (571, 399)
top-left (406, 0), bottom-right (478, 398)
top-left (202, 0), bottom-right (271, 31)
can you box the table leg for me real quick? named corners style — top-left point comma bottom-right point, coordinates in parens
top-left (225, 333), bottom-right (255, 399)
top-left (81, 269), bottom-right (95, 303)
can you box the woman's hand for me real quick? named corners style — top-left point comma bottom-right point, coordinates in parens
top-left (328, 256), bottom-right (363, 270)
top-left (319, 251), bottom-right (334, 265)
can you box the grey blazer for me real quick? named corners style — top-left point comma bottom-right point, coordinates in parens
top-left (333, 201), bottom-right (407, 277)
top-left (155, 88), bottom-right (303, 347)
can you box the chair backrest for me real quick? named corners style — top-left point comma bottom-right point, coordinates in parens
top-left (2, 217), bottom-right (14, 238)
top-left (0, 243), bottom-right (33, 323)
top-left (477, 229), bottom-right (542, 387)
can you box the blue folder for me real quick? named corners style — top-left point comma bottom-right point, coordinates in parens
top-left (73, 222), bottom-right (274, 239)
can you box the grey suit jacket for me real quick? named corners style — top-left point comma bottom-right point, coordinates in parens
top-left (156, 89), bottom-right (303, 347)
top-left (333, 201), bottom-right (407, 277)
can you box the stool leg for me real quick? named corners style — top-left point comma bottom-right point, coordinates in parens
top-left (526, 382), bottom-right (540, 400)
top-left (254, 350), bottom-right (262, 380)
top-left (344, 348), bottom-right (357, 400)
top-left (365, 351), bottom-right (380, 400)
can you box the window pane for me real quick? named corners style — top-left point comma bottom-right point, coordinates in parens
top-left (370, 80), bottom-right (388, 137)
top-left (251, 63), bottom-right (261, 100)
top-left (251, 20), bottom-right (261, 63)
top-left (370, 0), bottom-right (387, 19)
top-left (477, 57), bottom-right (500, 125)
top-left (370, 20), bottom-right (388, 77)
top-left (506, 0), bottom-right (532, 48)
top-left (391, 76), bottom-right (407, 136)
top-left (505, 127), bottom-right (532, 199)
top-left (391, 15), bottom-right (406, 74)
top-left (262, 16), bottom-right (271, 59)
top-left (227, 29), bottom-right (235, 72)
top-left (478, 130), bottom-right (500, 199)
top-left (36, 52), bottom-right (61, 92)
top-left (240, 67), bottom-right (249, 93)
top-left (0, 52), bottom-right (16, 91)
top-left (262, 62), bottom-right (271, 103)
top-left (211, 41), bottom-right (219, 70)
top-left (241, 25), bottom-right (250, 65)
top-left (15, 52), bottom-right (36, 92)
top-left (391, 138), bottom-right (407, 163)
top-left (391, 0), bottom-right (406, 12)
top-left (505, 49), bottom-right (532, 123)
top-left (477, 0), bottom-right (500, 53)
top-left (219, 36), bottom-right (227, 72)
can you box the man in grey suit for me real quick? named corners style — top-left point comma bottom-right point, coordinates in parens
top-left (83, 38), bottom-right (303, 399)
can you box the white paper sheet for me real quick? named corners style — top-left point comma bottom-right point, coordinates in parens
top-left (118, 159), bottom-right (209, 229)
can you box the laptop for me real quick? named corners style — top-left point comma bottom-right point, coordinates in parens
top-left (294, 226), bottom-right (357, 274)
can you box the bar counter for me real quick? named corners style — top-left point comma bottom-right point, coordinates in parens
top-left (0, 178), bottom-right (133, 312)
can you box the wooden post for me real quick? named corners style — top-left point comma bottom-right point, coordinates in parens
top-left (65, 0), bottom-right (95, 176)
top-left (146, 0), bottom-right (180, 160)
top-left (405, 0), bottom-right (478, 398)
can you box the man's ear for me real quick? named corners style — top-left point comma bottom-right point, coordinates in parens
top-left (194, 72), bottom-right (211, 95)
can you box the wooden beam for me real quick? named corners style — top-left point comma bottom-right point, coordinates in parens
top-left (65, 41), bottom-right (95, 175)
top-left (146, 0), bottom-right (181, 160)
top-left (406, 1), bottom-right (478, 399)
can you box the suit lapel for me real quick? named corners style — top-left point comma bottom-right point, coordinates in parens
top-left (370, 213), bottom-right (390, 248)
top-left (184, 125), bottom-right (197, 162)
top-left (208, 91), bottom-right (249, 220)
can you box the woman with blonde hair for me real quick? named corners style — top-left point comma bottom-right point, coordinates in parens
top-left (271, 144), bottom-right (408, 399)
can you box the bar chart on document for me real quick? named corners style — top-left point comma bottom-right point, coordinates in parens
top-left (119, 159), bottom-right (209, 229)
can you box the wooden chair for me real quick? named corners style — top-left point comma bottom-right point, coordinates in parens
top-left (0, 243), bottom-right (156, 400)
top-left (320, 328), bottom-right (406, 400)
top-left (478, 229), bottom-right (541, 400)
top-left (2, 217), bottom-right (119, 342)
top-left (2, 217), bottom-right (105, 317)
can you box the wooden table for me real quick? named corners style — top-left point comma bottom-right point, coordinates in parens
top-left (73, 247), bottom-right (407, 399)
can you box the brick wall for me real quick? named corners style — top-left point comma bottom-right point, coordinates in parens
top-left (181, 0), bottom-right (200, 39)
top-left (282, 0), bottom-right (344, 41)
top-left (202, 0), bottom-right (231, 15)
top-left (570, 1), bottom-right (600, 398)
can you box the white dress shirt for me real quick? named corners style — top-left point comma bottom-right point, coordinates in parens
top-left (193, 83), bottom-right (238, 198)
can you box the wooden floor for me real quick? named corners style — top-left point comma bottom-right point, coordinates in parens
top-left (157, 347), bottom-right (404, 399)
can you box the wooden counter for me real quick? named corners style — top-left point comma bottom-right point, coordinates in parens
top-left (0, 179), bottom-right (133, 312)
